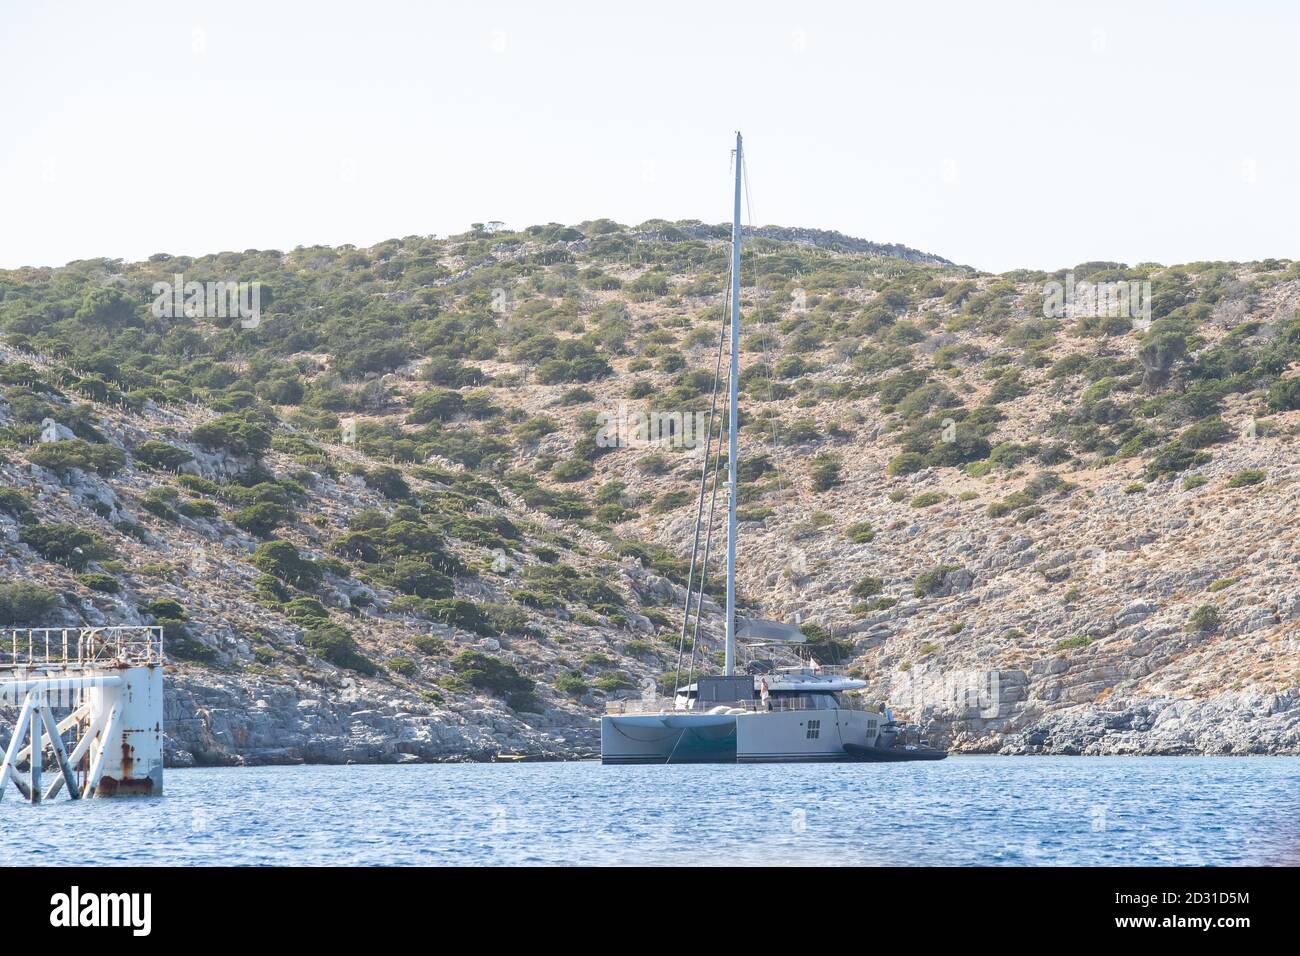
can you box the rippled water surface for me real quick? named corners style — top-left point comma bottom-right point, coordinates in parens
top-left (7, 757), bottom-right (1300, 865)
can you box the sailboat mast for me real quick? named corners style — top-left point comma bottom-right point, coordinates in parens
top-left (725, 131), bottom-right (742, 677)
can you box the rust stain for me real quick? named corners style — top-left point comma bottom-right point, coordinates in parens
top-left (96, 775), bottom-right (154, 796)
top-left (94, 739), bottom-right (155, 795)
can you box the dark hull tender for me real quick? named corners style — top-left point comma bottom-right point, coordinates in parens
top-left (843, 742), bottom-right (948, 762)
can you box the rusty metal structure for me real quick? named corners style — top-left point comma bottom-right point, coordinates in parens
top-left (0, 626), bottom-right (164, 801)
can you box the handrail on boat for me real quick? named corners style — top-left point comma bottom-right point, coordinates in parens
top-left (604, 695), bottom-right (881, 716)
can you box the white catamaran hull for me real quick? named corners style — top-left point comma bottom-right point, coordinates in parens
top-left (600, 709), bottom-right (885, 764)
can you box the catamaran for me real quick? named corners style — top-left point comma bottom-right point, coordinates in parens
top-left (600, 133), bottom-right (946, 764)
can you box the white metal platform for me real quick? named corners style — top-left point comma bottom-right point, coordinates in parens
top-left (0, 626), bottom-right (164, 801)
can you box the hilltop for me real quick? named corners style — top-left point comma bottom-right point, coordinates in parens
top-left (1, 218), bottom-right (1298, 761)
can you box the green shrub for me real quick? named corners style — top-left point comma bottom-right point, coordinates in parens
top-left (506, 691), bottom-right (544, 713)
top-left (140, 487), bottom-right (179, 521)
top-left (535, 347), bottom-right (611, 384)
top-left (133, 440), bottom-right (194, 470)
top-left (425, 598), bottom-right (494, 635)
top-left (387, 656), bottom-right (418, 677)
top-left (913, 564), bottom-right (959, 597)
top-left (78, 572), bottom-right (120, 593)
top-left (364, 466), bottom-right (410, 500)
top-left (28, 439), bottom-right (125, 477)
top-left (553, 671), bottom-right (589, 697)
top-left (910, 491), bottom-right (943, 508)
top-left (141, 598), bottom-right (185, 620)
top-left (800, 623), bottom-right (854, 663)
top-left (1267, 377), bottom-right (1300, 411)
top-left (987, 369), bottom-right (1029, 404)
top-left (850, 576), bottom-right (884, 599)
top-left (407, 388), bottom-right (465, 423)
top-left (1227, 469), bottom-right (1265, 488)
top-left (1180, 417), bottom-right (1231, 449)
top-left (512, 589), bottom-right (564, 610)
top-left (19, 524), bottom-right (111, 570)
top-left (887, 452), bottom-right (925, 476)
top-left (594, 671), bottom-right (635, 692)
top-left (552, 459), bottom-right (593, 482)
top-left (810, 454), bottom-right (842, 492)
top-left (252, 541), bottom-right (322, 588)
top-left (177, 474), bottom-right (220, 496)
top-left (165, 626), bottom-right (218, 664)
top-left (845, 521), bottom-right (876, 543)
top-left (283, 597), bottom-right (330, 625)
top-left (449, 650), bottom-right (534, 696)
top-left (1188, 605), bottom-right (1221, 634)
top-left (177, 498), bottom-right (218, 519)
top-left (0, 488), bottom-right (32, 521)
top-left (330, 530), bottom-right (382, 563)
top-left (381, 558), bottom-right (454, 599)
top-left (1054, 635), bottom-right (1092, 650)
top-left (254, 573), bottom-right (291, 603)
top-left (651, 491), bottom-right (691, 513)
top-left (1144, 440), bottom-right (1207, 480)
top-left (483, 603), bottom-right (530, 635)
top-left (636, 454), bottom-right (670, 476)
top-left (410, 634), bottom-right (447, 655)
top-left (0, 582), bottom-right (57, 625)
top-left (303, 623), bottom-right (376, 675)
top-left (191, 411), bottom-right (273, 457)
top-left (987, 472), bottom-right (1068, 518)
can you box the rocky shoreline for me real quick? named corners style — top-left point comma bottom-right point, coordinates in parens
top-left (157, 678), bottom-right (1300, 766)
top-left (919, 688), bottom-right (1300, 757)
top-left (161, 675), bottom-right (599, 767)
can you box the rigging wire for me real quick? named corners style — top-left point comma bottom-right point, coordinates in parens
top-left (683, 250), bottom-right (733, 697)
top-left (686, 419), bottom-right (726, 694)
top-left (677, 145), bottom-right (745, 697)
top-left (678, 140), bottom-right (775, 697)
top-left (687, 146), bottom-right (750, 690)
top-left (671, 273), bottom-right (730, 699)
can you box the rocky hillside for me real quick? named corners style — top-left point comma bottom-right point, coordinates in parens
top-left (1, 220), bottom-right (1298, 761)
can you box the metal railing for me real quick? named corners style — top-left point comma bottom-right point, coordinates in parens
top-left (1, 627), bottom-right (164, 669)
top-left (605, 695), bottom-right (882, 716)
top-left (605, 698), bottom-right (678, 715)
top-left (756, 664), bottom-right (853, 678)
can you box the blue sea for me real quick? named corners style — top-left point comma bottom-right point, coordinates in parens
top-left (7, 757), bottom-right (1300, 866)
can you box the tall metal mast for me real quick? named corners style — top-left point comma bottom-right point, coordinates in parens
top-left (725, 131), bottom-right (742, 677)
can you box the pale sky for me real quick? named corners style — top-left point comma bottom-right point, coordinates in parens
top-left (2, 0), bottom-right (1296, 273)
